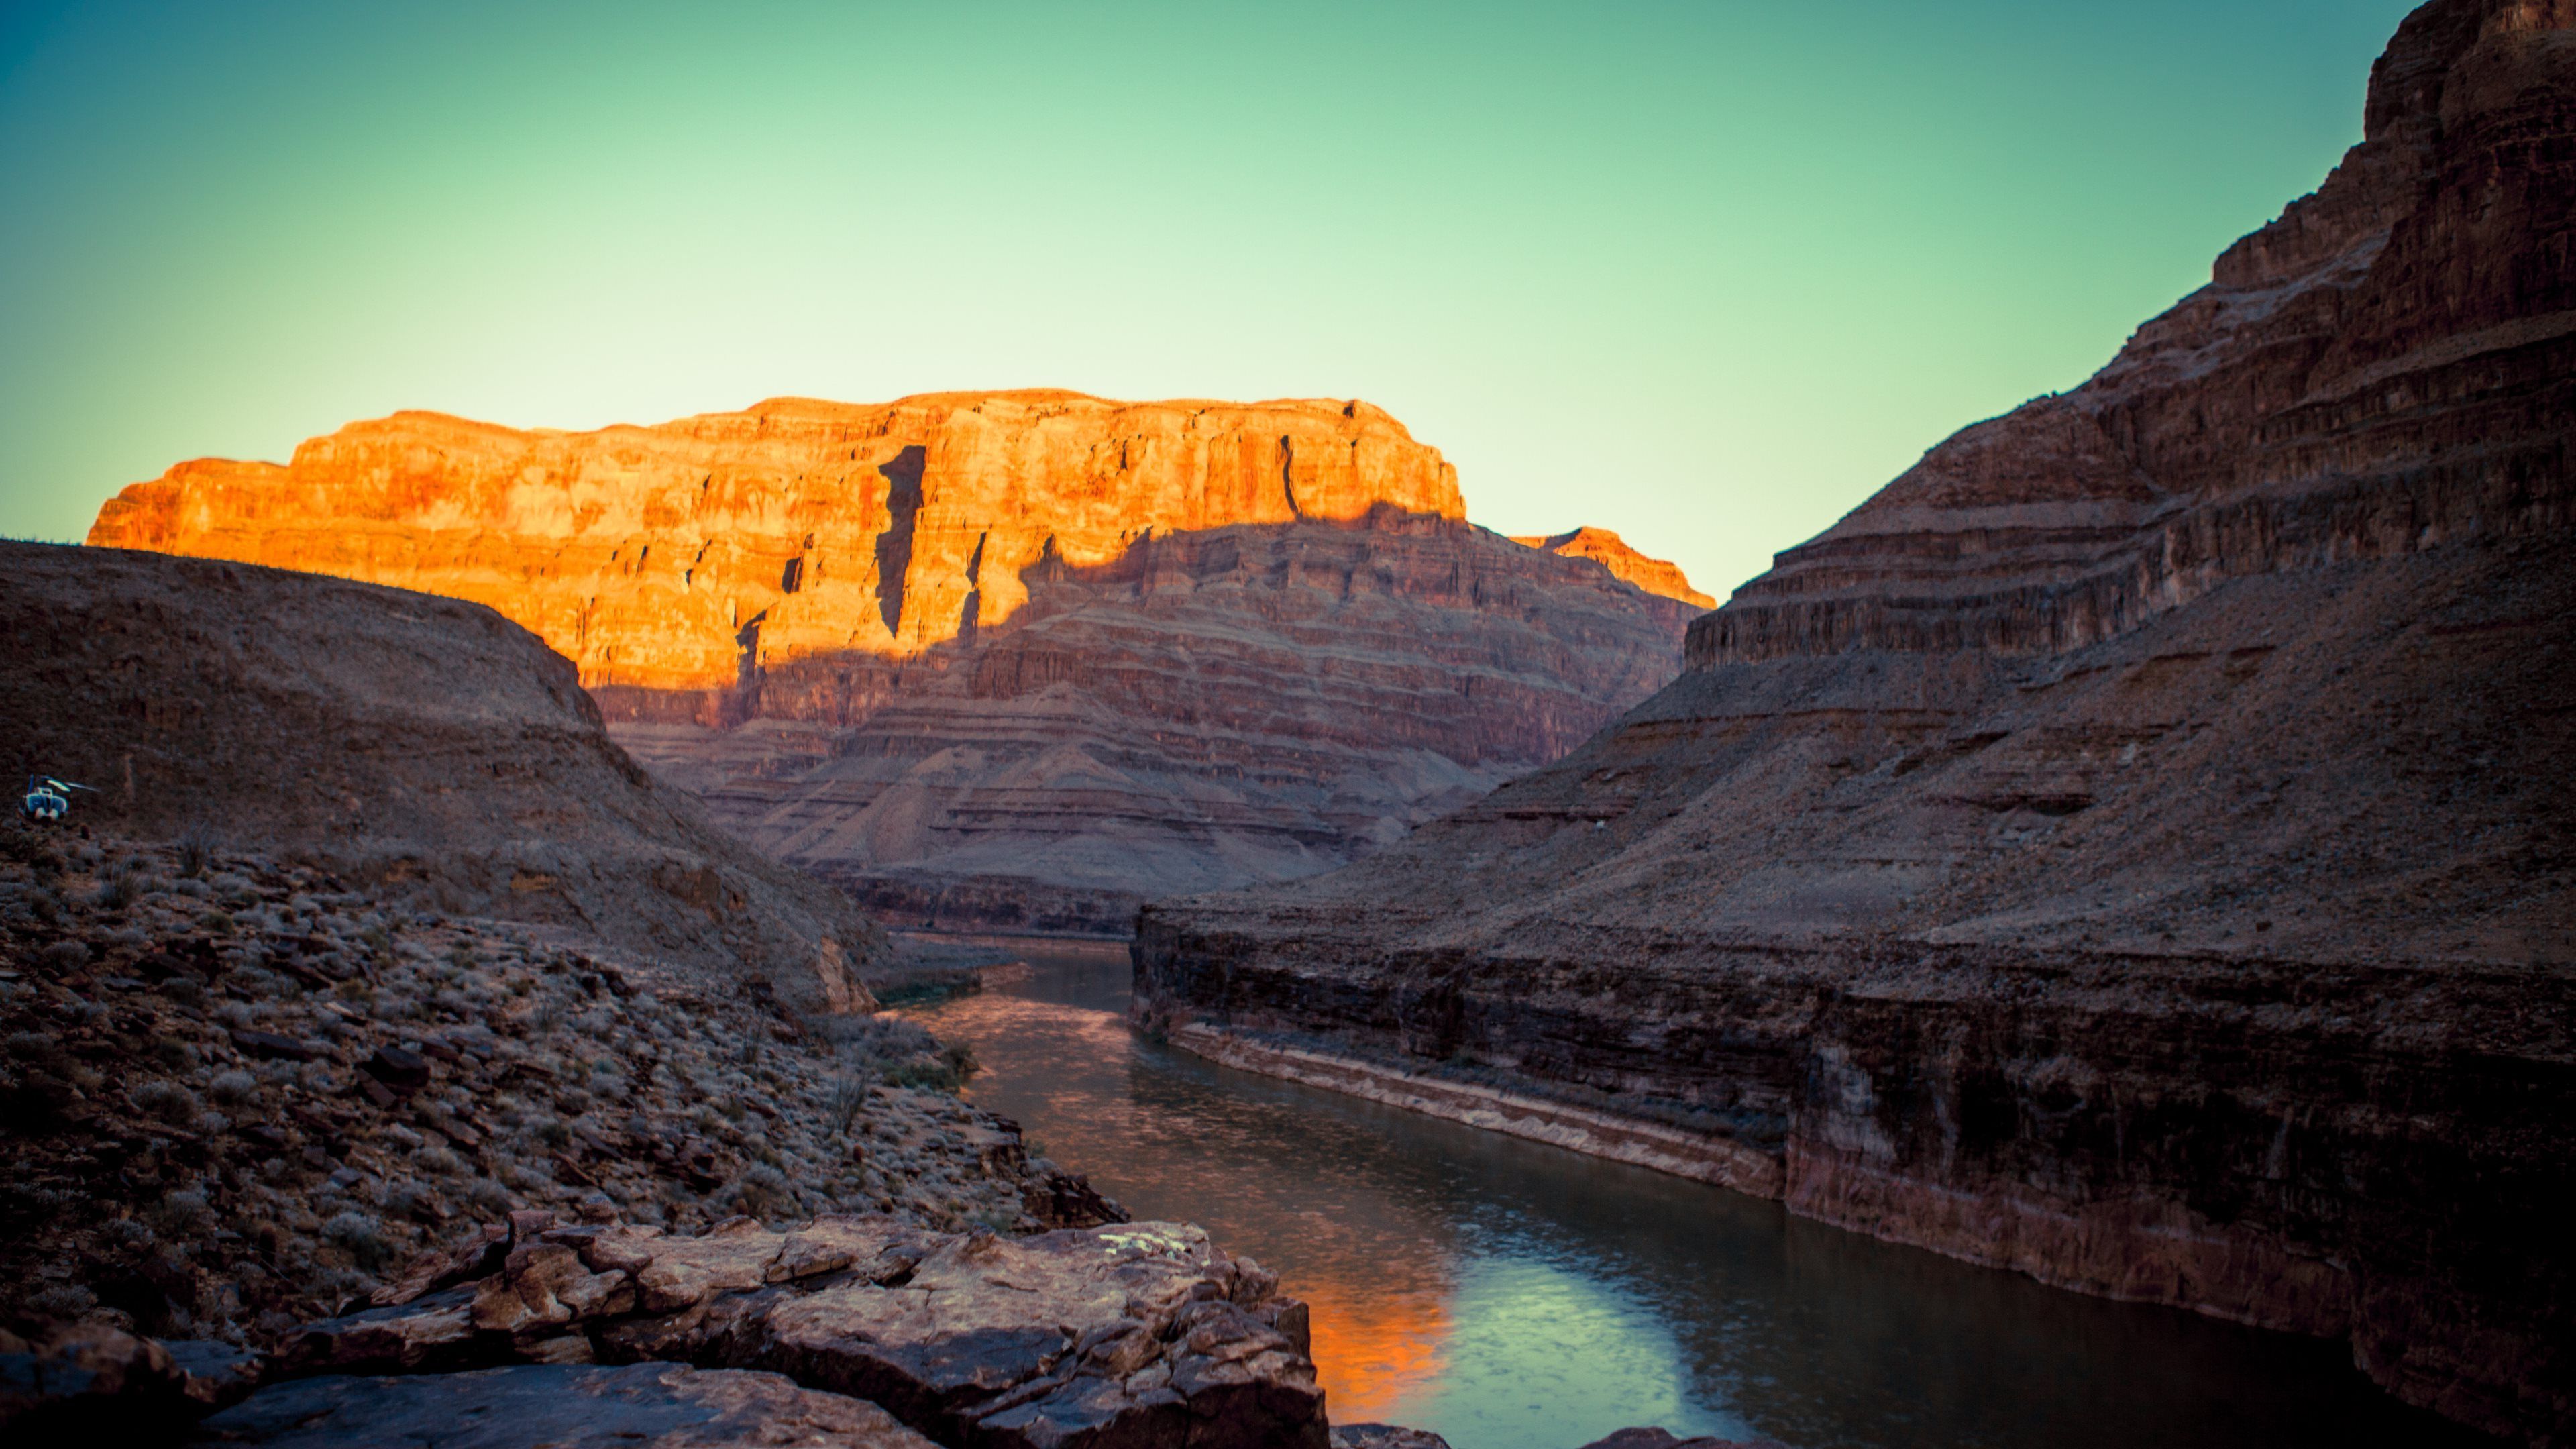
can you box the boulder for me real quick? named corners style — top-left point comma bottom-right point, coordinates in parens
top-left (1331, 1427), bottom-right (1452, 1449)
top-left (191, 1362), bottom-right (937, 1448)
top-left (0, 1322), bottom-right (203, 1444)
top-left (264, 1213), bottom-right (1328, 1449)
top-left (1574, 1430), bottom-right (1786, 1449)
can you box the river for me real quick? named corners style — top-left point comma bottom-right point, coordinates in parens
top-left (906, 942), bottom-right (2487, 1449)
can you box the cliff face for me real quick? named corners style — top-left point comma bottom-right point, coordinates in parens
top-left (1136, 3), bottom-right (2576, 1441)
top-left (0, 542), bottom-right (884, 1015)
top-left (90, 392), bottom-right (1466, 692)
top-left (89, 394), bottom-right (1701, 932)
top-left (1699, 0), bottom-right (2573, 668)
top-left (611, 510), bottom-right (1697, 934)
top-left (1509, 528), bottom-right (1716, 608)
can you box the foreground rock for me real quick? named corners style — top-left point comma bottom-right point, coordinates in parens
top-left (1138, 2), bottom-right (2575, 1442)
top-left (86, 392), bottom-right (1703, 934)
top-left (32, 1210), bottom-right (1322, 1449)
top-left (0, 541), bottom-right (881, 1014)
top-left (1, 1322), bottom-right (256, 1444)
top-left (193, 1364), bottom-right (937, 1448)
top-left (0, 826), bottom-right (1116, 1345)
top-left (286, 1212), bottom-right (1321, 1449)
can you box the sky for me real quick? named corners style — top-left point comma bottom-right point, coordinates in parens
top-left (1, 0), bottom-right (2419, 602)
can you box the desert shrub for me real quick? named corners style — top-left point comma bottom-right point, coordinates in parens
top-left (25, 1283), bottom-right (97, 1318)
top-left (40, 939), bottom-right (88, 971)
top-left (828, 1074), bottom-right (871, 1134)
top-left (175, 824), bottom-right (219, 879)
top-left (152, 1187), bottom-right (212, 1236)
top-left (884, 1041), bottom-right (978, 1093)
top-left (208, 1069), bottom-right (260, 1106)
top-left (466, 1178), bottom-right (512, 1214)
top-left (735, 1164), bottom-right (795, 1218)
top-left (321, 1210), bottom-right (391, 1269)
top-left (411, 1144), bottom-right (466, 1177)
top-left (133, 1079), bottom-right (200, 1125)
top-left (5, 1030), bottom-right (66, 1073)
top-left (382, 1181), bottom-right (440, 1222)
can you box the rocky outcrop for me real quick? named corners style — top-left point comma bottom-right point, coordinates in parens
top-left (16, 1210), bottom-right (1329, 1447)
top-left (1135, 3), bottom-right (2576, 1443)
top-left (0, 541), bottom-right (882, 1013)
top-left (87, 395), bottom-right (1698, 934)
top-left (193, 1363), bottom-right (938, 1448)
top-left (1, 1322), bottom-right (258, 1444)
top-left (276, 1210), bottom-right (1324, 1446)
top-left (0, 825), bottom-right (1116, 1350)
top-left (1511, 529), bottom-right (1715, 608)
top-left (37, 1209), bottom-right (1324, 1449)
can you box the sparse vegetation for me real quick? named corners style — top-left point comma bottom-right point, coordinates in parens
top-left (0, 828), bottom-right (1074, 1348)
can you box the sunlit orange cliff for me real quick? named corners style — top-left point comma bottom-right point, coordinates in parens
top-left (87, 390), bottom-right (1709, 932)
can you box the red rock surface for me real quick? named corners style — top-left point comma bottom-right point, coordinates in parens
top-left (89, 392), bottom-right (1464, 693)
top-left (1136, 2), bottom-right (2576, 1442)
top-left (1511, 528), bottom-right (1715, 608)
top-left (87, 395), bottom-right (1699, 932)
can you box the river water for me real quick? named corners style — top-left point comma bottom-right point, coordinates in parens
top-left (907, 943), bottom-right (2486, 1449)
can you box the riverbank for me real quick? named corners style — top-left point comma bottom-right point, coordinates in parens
top-left (916, 946), bottom-right (2487, 1449)
top-left (1161, 1023), bottom-right (1780, 1197)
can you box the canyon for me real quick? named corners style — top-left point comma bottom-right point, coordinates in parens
top-left (1135, 1), bottom-right (2576, 1444)
top-left (89, 395), bottom-right (1705, 934)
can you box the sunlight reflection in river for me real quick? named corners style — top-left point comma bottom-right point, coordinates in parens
top-left (908, 944), bottom-right (2485, 1449)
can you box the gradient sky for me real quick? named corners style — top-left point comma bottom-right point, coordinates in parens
top-left (1, 0), bottom-right (2418, 601)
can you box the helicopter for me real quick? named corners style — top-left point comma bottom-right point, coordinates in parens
top-left (19, 775), bottom-right (96, 824)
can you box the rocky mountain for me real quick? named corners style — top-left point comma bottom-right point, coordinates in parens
top-left (88, 394), bottom-right (1704, 934)
top-left (1510, 528), bottom-right (1715, 608)
top-left (1, 542), bottom-right (881, 1015)
top-left (1135, 1), bottom-right (2576, 1442)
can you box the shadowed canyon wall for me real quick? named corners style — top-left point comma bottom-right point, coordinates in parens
top-left (0, 541), bottom-right (885, 1016)
top-left (90, 393), bottom-right (1705, 931)
top-left (1136, 1), bottom-right (2576, 1441)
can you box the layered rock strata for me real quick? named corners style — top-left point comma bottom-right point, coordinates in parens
top-left (1136, 2), bottom-right (2576, 1442)
top-left (1510, 529), bottom-right (1715, 608)
top-left (617, 514), bottom-right (1700, 934)
top-left (1, 542), bottom-right (881, 1013)
top-left (87, 395), bottom-right (1702, 932)
top-left (90, 394), bottom-right (1468, 693)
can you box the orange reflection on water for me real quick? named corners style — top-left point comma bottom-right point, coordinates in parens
top-left (1297, 1271), bottom-right (1454, 1420)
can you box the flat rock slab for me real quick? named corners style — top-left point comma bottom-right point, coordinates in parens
top-left (1332, 1425), bottom-right (1452, 1449)
top-left (1576, 1430), bottom-right (1788, 1449)
top-left (191, 1362), bottom-right (938, 1448)
top-left (268, 1214), bottom-right (1326, 1449)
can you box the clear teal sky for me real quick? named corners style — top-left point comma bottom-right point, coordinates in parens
top-left (1, 0), bottom-right (2417, 600)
